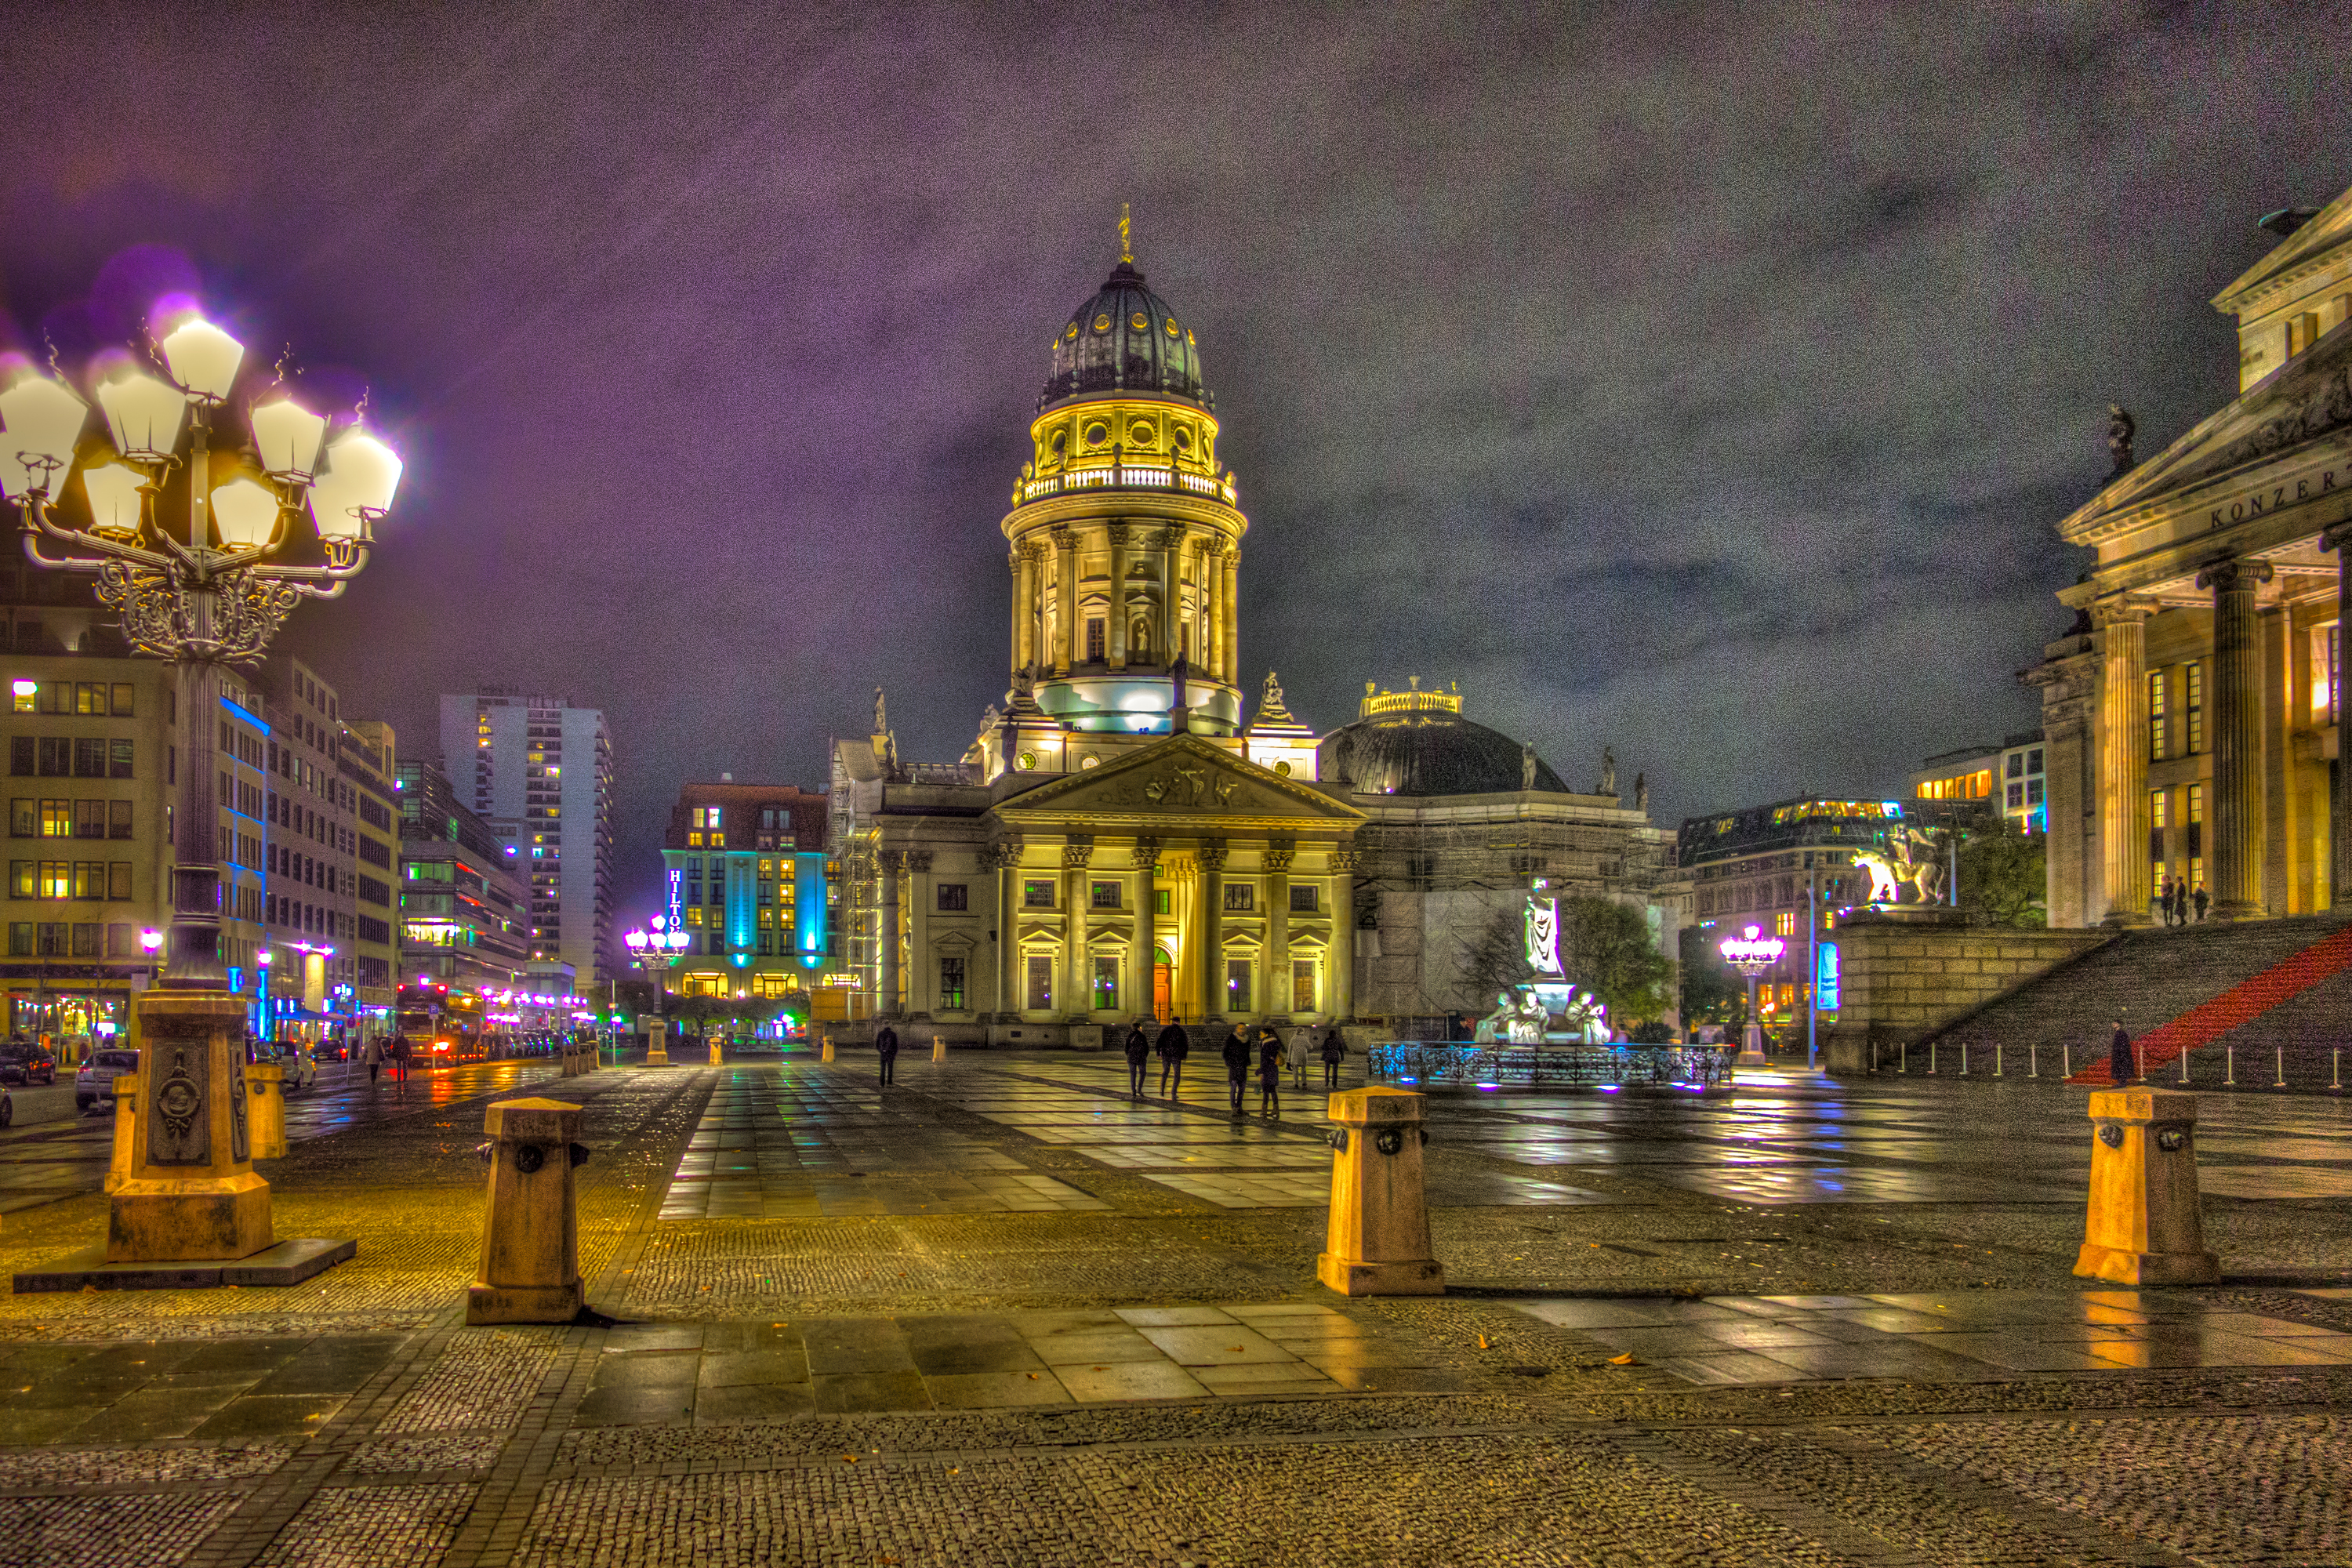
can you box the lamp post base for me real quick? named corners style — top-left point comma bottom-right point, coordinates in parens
top-left (1737, 1022), bottom-right (1769, 1067)
top-left (107, 1173), bottom-right (272, 1263)
top-left (107, 990), bottom-right (274, 1264)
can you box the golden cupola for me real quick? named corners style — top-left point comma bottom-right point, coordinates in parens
top-left (1001, 220), bottom-right (1250, 738)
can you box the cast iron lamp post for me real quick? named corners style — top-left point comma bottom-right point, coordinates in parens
top-left (0, 303), bottom-right (398, 1272)
top-left (623, 918), bottom-right (690, 1063)
top-left (1718, 923), bottom-right (1785, 1069)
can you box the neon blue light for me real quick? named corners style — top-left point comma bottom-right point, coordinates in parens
top-left (219, 696), bottom-right (270, 734)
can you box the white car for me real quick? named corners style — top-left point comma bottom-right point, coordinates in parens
top-left (74, 1048), bottom-right (140, 1114)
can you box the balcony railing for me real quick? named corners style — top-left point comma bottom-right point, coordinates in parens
top-left (1018, 465), bottom-right (1236, 506)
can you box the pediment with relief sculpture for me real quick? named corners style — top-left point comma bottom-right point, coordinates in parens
top-left (991, 735), bottom-right (1364, 834)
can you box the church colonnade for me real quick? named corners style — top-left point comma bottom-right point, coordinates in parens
top-left (1007, 523), bottom-right (1240, 685)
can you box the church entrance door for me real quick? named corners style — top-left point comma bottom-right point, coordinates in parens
top-left (1153, 947), bottom-right (1173, 1020)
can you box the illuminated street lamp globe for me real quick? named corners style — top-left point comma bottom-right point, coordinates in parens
top-left (1717, 923), bottom-right (1786, 1068)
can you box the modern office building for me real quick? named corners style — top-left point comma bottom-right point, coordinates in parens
top-left (439, 691), bottom-right (615, 983)
top-left (0, 561), bottom-right (273, 1040)
top-left (395, 757), bottom-right (530, 1019)
top-left (657, 779), bottom-right (833, 1004)
top-left (1911, 732), bottom-right (2047, 833)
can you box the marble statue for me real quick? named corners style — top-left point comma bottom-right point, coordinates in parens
top-left (1521, 742), bottom-right (1537, 792)
top-left (1600, 747), bottom-right (1617, 796)
top-left (1634, 772), bottom-right (1648, 812)
top-left (873, 687), bottom-right (888, 737)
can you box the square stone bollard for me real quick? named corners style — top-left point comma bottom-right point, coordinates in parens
top-left (2075, 1087), bottom-right (2220, 1286)
top-left (105, 1073), bottom-right (138, 1194)
top-left (111, 992), bottom-right (270, 1262)
top-left (821, 1036), bottom-right (836, 1063)
top-left (467, 1098), bottom-right (591, 1324)
top-left (1316, 1087), bottom-right (1445, 1296)
top-left (243, 1063), bottom-right (288, 1160)
top-left (709, 1039), bottom-right (723, 1065)
top-left (932, 1035), bottom-right (947, 1062)
top-left (644, 1022), bottom-right (669, 1066)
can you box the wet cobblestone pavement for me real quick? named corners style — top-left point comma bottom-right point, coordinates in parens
top-left (8, 1049), bottom-right (2352, 1563)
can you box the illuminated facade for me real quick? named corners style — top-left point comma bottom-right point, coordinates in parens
top-left (394, 757), bottom-right (528, 1006)
top-left (831, 235), bottom-right (1681, 1035)
top-left (1911, 732), bottom-right (2045, 832)
top-left (656, 780), bottom-right (832, 1000)
top-left (2028, 183), bottom-right (2352, 926)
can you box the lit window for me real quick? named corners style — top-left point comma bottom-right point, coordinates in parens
top-left (2149, 669), bottom-right (2169, 760)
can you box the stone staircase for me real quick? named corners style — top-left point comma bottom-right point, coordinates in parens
top-left (1919, 913), bottom-right (2352, 1088)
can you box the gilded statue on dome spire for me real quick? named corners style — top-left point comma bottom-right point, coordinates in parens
top-left (1119, 201), bottom-right (1133, 265)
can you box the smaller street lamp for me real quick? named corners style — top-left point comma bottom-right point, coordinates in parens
top-left (623, 916), bottom-right (691, 1062)
top-left (1718, 923), bottom-right (1785, 1069)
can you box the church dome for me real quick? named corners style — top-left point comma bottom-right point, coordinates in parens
top-left (1318, 708), bottom-right (1570, 797)
top-left (1038, 263), bottom-right (1212, 412)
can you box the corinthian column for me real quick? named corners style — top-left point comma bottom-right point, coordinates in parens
top-left (1052, 526), bottom-right (1076, 676)
top-left (1197, 840), bottom-right (1227, 1019)
top-left (1132, 838), bottom-right (1159, 1018)
top-left (2324, 522), bottom-right (2352, 909)
top-left (877, 850), bottom-right (905, 1017)
top-left (1221, 546), bottom-right (1240, 687)
top-left (1330, 844), bottom-right (1359, 1022)
top-left (1012, 546), bottom-right (1037, 678)
top-left (2093, 600), bottom-right (2154, 927)
top-left (2198, 557), bottom-right (2275, 921)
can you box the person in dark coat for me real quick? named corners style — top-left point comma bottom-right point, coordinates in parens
top-left (1318, 1028), bottom-right (1347, 1091)
top-left (2108, 1018), bottom-right (2136, 1085)
top-left (1256, 1027), bottom-right (1283, 1118)
top-left (2192, 884), bottom-right (2209, 922)
top-left (1220, 1022), bottom-right (1253, 1114)
top-left (1154, 1018), bottom-right (1190, 1098)
top-left (1123, 1018), bottom-right (1152, 1098)
top-left (875, 1024), bottom-right (900, 1087)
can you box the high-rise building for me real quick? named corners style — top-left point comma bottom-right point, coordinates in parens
top-left (394, 757), bottom-right (528, 1014)
top-left (438, 691), bottom-right (614, 982)
top-left (655, 779), bottom-right (832, 1001)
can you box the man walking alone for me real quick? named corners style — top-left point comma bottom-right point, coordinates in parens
top-left (1155, 1017), bottom-right (1190, 1098)
top-left (1319, 1027), bottom-right (1347, 1092)
top-left (875, 1023), bottom-right (899, 1087)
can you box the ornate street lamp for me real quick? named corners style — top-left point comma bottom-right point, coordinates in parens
top-left (1718, 923), bottom-right (1785, 1068)
top-left (623, 917), bottom-right (691, 1065)
top-left (0, 300), bottom-right (398, 1272)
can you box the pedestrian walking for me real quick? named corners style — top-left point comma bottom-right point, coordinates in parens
top-left (2158, 876), bottom-right (2175, 926)
top-left (2193, 884), bottom-right (2209, 922)
top-left (2109, 1017), bottom-right (2136, 1084)
top-left (1257, 1028), bottom-right (1283, 1118)
top-left (1123, 1018), bottom-right (1152, 1098)
top-left (362, 1033), bottom-right (382, 1087)
top-left (1285, 1025), bottom-right (1311, 1089)
top-left (875, 1023), bottom-right (899, 1087)
top-left (1155, 1017), bottom-right (1190, 1098)
top-left (1319, 1027), bottom-right (1347, 1091)
top-left (1221, 1022), bottom-right (1253, 1115)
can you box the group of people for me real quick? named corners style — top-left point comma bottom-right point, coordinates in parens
top-left (1120, 1018), bottom-right (1348, 1116)
top-left (2157, 876), bottom-right (2209, 926)
top-left (359, 1033), bottom-right (416, 1087)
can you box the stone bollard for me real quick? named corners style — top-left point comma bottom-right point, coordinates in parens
top-left (932, 1035), bottom-right (947, 1062)
top-left (821, 1036), bottom-right (836, 1063)
top-left (709, 1038), bottom-right (723, 1066)
top-left (105, 1074), bottom-right (139, 1194)
top-left (2074, 1087), bottom-right (2220, 1286)
top-left (243, 1063), bottom-right (288, 1160)
top-left (1316, 1087), bottom-right (1445, 1296)
top-left (645, 1022), bottom-right (670, 1067)
top-left (466, 1098), bottom-right (591, 1324)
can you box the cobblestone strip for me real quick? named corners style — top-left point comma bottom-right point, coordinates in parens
top-left (175, 1324), bottom-right (461, 1568)
top-left (1800, 1426), bottom-right (2196, 1567)
top-left (440, 1070), bottom-right (717, 1568)
top-left (1599, 1427), bottom-right (1932, 1568)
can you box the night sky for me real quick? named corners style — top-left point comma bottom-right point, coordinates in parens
top-left (2, 3), bottom-right (2347, 927)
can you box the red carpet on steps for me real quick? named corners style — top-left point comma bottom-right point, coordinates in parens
top-left (2070, 925), bottom-right (2352, 1086)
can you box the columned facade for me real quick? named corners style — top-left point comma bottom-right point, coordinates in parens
top-left (2030, 183), bottom-right (2352, 924)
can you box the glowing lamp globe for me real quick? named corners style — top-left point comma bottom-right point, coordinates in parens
top-left (249, 397), bottom-right (328, 482)
top-left (158, 317), bottom-right (245, 401)
top-left (0, 372), bottom-right (89, 499)
top-left (80, 463), bottom-right (146, 539)
top-left (96, 371), bottom-right (187, 462)
top-left (306, 429), bottom-right (401, 539)
top-left (209, 478), bottom-right (281, 550)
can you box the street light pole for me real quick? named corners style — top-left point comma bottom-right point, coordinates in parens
top-left (1, 302), bottom-right (401, 1269)
top-left (1719, 922), bottom-right (1785, 1069)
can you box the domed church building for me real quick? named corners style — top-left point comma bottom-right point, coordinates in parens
top-left (829, 232), bottom-right (1682, 1041)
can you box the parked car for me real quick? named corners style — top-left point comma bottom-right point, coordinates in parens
top-left (74, 1048), bottom-right (139, 1113)
top-left (0, 1041), bottom-right (56, 1086)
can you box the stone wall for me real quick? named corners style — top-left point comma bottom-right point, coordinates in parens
top-left (1820, 913), bottom-right (2110, 1076)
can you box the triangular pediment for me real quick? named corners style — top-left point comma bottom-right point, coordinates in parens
top-left (992, 735), bottom-right (1366, 833)
top-left (2060, 326), bottom-right (2352, 544)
